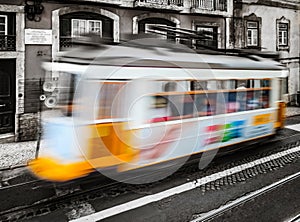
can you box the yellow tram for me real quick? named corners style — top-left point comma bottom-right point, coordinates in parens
top-left (29, 39), bottom-right (287, 182)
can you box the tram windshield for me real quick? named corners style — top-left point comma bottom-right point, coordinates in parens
top-left (57, 72), bottom-right (77, 116)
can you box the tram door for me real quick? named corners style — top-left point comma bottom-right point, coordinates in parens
top-left (0, 59), bottom-right (15, 134)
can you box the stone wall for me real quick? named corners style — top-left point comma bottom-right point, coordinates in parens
top-left (17, 113), bottom-right (39, 141)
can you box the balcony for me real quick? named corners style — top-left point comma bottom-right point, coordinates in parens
top-left (191, 0), bottom-right (227, 12)
top-left (0, 35), bottom-right (16, 51)
top-left (60, 36), bottom-right (73, 51)
top-left (60, 36), bottom-right (114, 50)
top-left (134, 0), bottom-right (184, 11)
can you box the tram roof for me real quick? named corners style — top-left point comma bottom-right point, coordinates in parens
top-left (45, 39), bottom-right (288, 79)
top-left (55, 42), bottom-right (285, 70)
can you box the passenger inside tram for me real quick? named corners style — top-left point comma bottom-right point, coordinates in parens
top-left (148, 79), bottom-right (270, 123)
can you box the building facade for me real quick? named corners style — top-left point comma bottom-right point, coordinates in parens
top-left (233, 0), bottom-right (300, 103)
top-left (0, 0), bottom-right (298, 142)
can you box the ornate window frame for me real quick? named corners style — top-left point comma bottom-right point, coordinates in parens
top-left (276, 16), bottom-right (290, 51)
top-left (132, 13), bottom-right (180, 34)
top-left (0, 15), bottom-right (8, 35)
top-left (192, 21), bottom-right (222, 49)
top-left (52, 6), bottom-right (119, 60)
top-left (244, 13), bottom-right (261, 50)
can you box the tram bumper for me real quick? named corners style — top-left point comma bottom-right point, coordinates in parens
top-left (29, 157), bottom-right (93, 182)
top-left (28, 118), bottom-right (94, 182)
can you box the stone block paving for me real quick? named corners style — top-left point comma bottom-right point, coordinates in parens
top-left (286, 106), bottom-right (300, 117)
top-left (0, 141), bottom-right (37, 169)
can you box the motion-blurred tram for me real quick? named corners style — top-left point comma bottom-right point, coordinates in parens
top-left (29, 39), bottom-right (288, 182)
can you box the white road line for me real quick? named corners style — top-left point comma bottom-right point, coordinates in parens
top-left (70, 146), bottom-right (300, 222)
top-left (285, 213), bottom-right (300, 222)
top-left (191, 171), bottom-right (300, 222)
top-left (286, 123), bottom-right (300, 132)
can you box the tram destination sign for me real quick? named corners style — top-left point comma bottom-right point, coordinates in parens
top-left (25, 29), bottom-right (52, 45)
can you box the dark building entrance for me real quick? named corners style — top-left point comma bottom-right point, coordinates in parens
top-left (0, 59), bottom-right (15, 134)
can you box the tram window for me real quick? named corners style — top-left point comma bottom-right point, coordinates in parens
top-left (177, 81), bottom-right (190, 92)
top-left (207, 93), bottom-right (217, 115)
top-left (215, 92), bottom-right (227, 114)
top-left (236, 90), bottom-right (247, 111)
top-left (207, 80), bottom-right (218, 90)
top-left (57, 73), bottom-right (75, 106)
top-left (226, 92), bottom-right (237, 113)
top-left (164, 81), bottom-right (177, 92)
top-left (183, 94), bottom-right (194, 116)
top-left (97, 82), bottom-right (125, 119)
top-left (151, 96), bottom-right (167, 108)
top-left (246, 90), bottom-right (258, 110)
top-left (56, 72), bottom-right (77, 116)
top-left (236, 80), bottom-right (247, 89)
top-left (150, 78), bottom-right (271, 122)
top-left (253, 79), bottom-right (261, 88)
top-left (191, 80), bottom-right (207, 91)
top-left (149, 96), bottom-right (169, 122)
top-left (194, 94), bottom-right (208, 117)
top-left (220, 80), bottom-right (235, 90)
top-left (149, 94), bottom-right (189, 122)
top-left (262, 79), bottom-right (270, 87)
top-left (254, 90), bottom-right (262, 109)
top-left (167, 94), bottom-right (184, 117)
top-left (261, 89), bottom-right (270, 108)
top-left (247, 89), bottom-right (270, 110)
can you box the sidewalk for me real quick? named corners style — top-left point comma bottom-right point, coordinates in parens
top-left (286, 106), bottom-right (300, 117)
top-left (0, 106), bottom-right (300, 171)
top-left (0, 141), bottom-right (37, 170)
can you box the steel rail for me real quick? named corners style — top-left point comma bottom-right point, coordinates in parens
top-left (191, 171), bottom-right (300, 222)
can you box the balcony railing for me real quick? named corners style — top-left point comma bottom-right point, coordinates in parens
top-left (60, 36), bottom-right (73, 50)
top-left (60, 36), bottom-right (114, 50)
top-left (0, 35), bottom-right (16, 51)
top-left (191, 0), bottom-right (227, 11)
top-left (135, 0), bottom-right (184, 9)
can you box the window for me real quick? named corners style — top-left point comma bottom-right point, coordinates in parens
top-left (247, 21), bottom-right (258, 46)
top-left (88, 20), bottom-right (102, 35)
top-left (0, 15), bottom-right (7, 35)
top-left (71, 19), bottom-right (102, 37)
top-left (278, 23), bottom-right (288, 46)
top-left (195, 26), bottom-right (218, 49)
top-left (276, 17), bottom-right (290, 50)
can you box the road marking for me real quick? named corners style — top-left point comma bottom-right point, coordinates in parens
top-left (286, 123), bottom-right (300, 132)
top-left (70, 146), bottom-right (300, 222)
top-left (191, 171), bottom-right (300, 222)
top-left (286, 213), bottom-right (300, 222)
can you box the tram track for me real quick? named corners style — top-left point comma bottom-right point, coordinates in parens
top-left (0, 127), bottom-right (300, 221)
top-left (191, 171), bottom-right (300, 222)
top-left (0, 121), bottom-right (297, 192)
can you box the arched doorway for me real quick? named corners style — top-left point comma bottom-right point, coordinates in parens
top-left (133, 13), bottom-right (180, 40)
top-left (52, 6), bottom-right (119, 59)
top-left (138, 17), bottom-right (176, 40)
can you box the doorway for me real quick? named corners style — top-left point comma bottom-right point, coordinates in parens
top-left (0, 59), bottom-right (15, 134)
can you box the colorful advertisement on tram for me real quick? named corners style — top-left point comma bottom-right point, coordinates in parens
top-left (137, 110), bottom-right (274, 165)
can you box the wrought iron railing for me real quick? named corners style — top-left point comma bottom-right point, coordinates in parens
top-left (0, 35), bottom-right (16, 51)
top-left (136, 0), bottom-right (184, 7)
top-left (60, 36), bottom-right (73, 50)
top-left (191, 0), bottom-right (227, 11)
